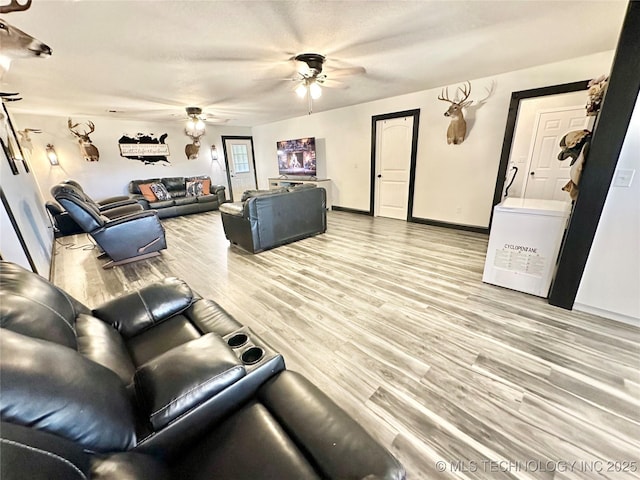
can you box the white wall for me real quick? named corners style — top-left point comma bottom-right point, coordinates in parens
top-left (0, 139), bottom-right (53, 276)
top-left (575, 93), bottom-right (640, 325)
top-left (13, 113), bottom-right (251, 201)
top-left (251, 51), bottom-right (615, 228)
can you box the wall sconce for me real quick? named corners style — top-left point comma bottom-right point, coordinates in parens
top-left (46, 144), bottom-right (59, 166)
top-left (210, 144), bottom-right (218, 161)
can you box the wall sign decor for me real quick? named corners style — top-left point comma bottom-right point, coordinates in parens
top-left (118, 133), bottom-right (170, 164)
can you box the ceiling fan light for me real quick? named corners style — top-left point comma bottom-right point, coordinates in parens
top-left (295, 83), bottom-right (308, 98)
top-left (195, 119), bottom-right (205, 131)
top-left (309, 82), bottom-right (322, 99)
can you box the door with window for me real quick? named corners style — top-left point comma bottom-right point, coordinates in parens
top-left (222, 136), bottom-right (258, 202)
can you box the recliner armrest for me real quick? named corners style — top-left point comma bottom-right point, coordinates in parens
top-left (93, 278), bottom-right (194, 338)
top-left (97, 195), bottom-right (135, 206)
top-left (134, 334), bottom-right (246, 431)
top-left (258, 371), bottom-right (406, 480)
top-left (99, 199), bottom-right (142, 211)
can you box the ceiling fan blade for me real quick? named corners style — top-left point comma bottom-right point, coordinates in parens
top-left (320, 78), bottom-right (348, 90)
top-left (326, 66), bottom-right (367, 78)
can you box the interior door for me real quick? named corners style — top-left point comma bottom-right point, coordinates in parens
top-left (374, 116), bottom-right (414, 219)
top-left (222, 136), bottom-right (257, 202)
top-left (523, 107), bottom-right (590, 201)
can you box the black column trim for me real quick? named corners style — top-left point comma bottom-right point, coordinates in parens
top-left (549, 1), bottom-right (640, 309)
top-left (0, 187), bottom-right (38, 274)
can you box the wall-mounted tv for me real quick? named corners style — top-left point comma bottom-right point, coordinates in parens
top-left (277, 137), bottom-right (316, 177)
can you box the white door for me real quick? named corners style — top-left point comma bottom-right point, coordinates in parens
top-left (374, 116), bottom-right (413, 219)
top-left (524, 108), bottom-right (590, 201)
top-left (222, 137), bottom-right (257, 202)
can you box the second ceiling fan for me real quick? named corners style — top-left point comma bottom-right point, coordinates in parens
top-left (290, 53), bottom-right (365, 114)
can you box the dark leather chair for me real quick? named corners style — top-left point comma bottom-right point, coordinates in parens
top-left (220, 185), bottom-right (327, 253)
top-left (0, 261), bottom-right (406, 480)
top-left (51, 183), bottom-right (167, 268)
top-left (47, 180), bottom-right (143, 237)
top-left (62, 179), bottom-right (139, 211)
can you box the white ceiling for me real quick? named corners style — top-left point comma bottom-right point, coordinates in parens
top-left (1, 0), bottom-right (628, 127)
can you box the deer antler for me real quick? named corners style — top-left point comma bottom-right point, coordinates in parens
top-left (437, 87), bottom-right (454, 104)
top-left (457, 81), bottom-right (472, 103)
top-left (86, 121), bottom-right (95, 135)
top-left (68, 118), bottom-right (82, 137)
top-left (0, 0), bottom-right (32, 13)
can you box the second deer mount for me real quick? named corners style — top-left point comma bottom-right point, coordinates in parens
top-left (438, 81), bottom-right (473, 145)
top-left (68, 119), bottom-right (99, 161)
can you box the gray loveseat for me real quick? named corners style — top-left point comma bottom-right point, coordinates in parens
top-left (129, 176), bottom-right (226, 219)
top-left (219, 185), bottom-right (326, 253)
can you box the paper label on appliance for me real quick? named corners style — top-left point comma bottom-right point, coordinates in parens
top-left (494, 248), bottom-right (545, 277)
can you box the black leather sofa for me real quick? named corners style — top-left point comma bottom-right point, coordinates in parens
top-left (220, 185), bottom-right (327, 253)
top-left (0, 262), bottom-right (405, 480)
top-left (129, 176), bottom-right (226, 219)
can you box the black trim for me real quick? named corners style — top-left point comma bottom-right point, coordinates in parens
top-left (0, 187), bottom-right (38, 274)
top-left (221, 136), bottom-right (258, 202)
top-left (331, 206), bottom-right (371, 216)
top-left (549, 1), bottom-right (640, 309)
top-left (411, 217), bottom-right (489, 234)
top-left (369, 109), bottom-right (421, 218)
top-left (491, 79), bottom-right (589, 224)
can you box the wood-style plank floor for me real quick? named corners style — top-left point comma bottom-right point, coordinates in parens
top-left (53, 210), bottom-right (640, 479)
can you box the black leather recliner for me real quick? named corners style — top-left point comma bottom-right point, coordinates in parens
top-left (0, 262), bottom-right (406, 480)
top-left (51, 183), bottom-right (167, 268)
top-left (62, 179), bottom-right (141, 211)
top-left (47, 180), bottom-right (144, 237)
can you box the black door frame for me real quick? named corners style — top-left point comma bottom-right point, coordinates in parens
top-left (549, 1), bottom-right (640, 309)
top-left (369, 109), bottom-right (421, 220)
top-left (221, 135), bottom-right (258, 202)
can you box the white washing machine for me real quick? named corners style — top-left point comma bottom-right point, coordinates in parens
top-left (482, 198), bottom-right (572, 297)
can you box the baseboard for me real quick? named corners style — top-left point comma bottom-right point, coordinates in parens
top-left (573, 302), bottom-right (640, 327)
top-left (331, 206), bottom-right (372, 216)
top-left (409, 216), bottom-right (489, 234)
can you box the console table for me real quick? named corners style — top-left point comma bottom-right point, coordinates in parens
top-left (268, 177), bottom-right (332, 210)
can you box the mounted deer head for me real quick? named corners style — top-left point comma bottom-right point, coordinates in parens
top-left (184, 109), bottom-right (205, 160)
top-left (17, 127), bottom-right (41, 155)
top-left (0, 17), bottom-right (52, 77)
top-left (1, 0), bottom-right (32, 13)
top-left (438, 81), bottom-right (473, 145)
top-left (68, 118), bottom-right (99, 161)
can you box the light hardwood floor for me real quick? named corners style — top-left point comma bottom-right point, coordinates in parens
top-left (53, 210), bottom-right (640, 479)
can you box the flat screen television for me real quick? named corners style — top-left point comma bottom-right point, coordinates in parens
top-left (277, 137), bottom-right (316, 177)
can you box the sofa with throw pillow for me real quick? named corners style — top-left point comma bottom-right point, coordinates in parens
top-left (128, 176), bottom-right (226, 219)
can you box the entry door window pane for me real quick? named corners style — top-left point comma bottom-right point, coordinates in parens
top-left (232, 144), bottom-right (250, 173)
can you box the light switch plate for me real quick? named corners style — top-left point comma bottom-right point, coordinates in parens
top-left (613, 169), bottom-right (635, 188)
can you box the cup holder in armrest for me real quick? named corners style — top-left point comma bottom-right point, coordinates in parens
top-left (241, 346), bottom-right (265, 365)
top-left (223, 327), bottom-right (282, 373)
top-left (227, 333), bottom-right (249, 348)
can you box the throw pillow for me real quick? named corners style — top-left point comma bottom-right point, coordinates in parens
top-left (138, 183), bottom-right (158, 202)
top-left (201, 178), bottom-right (211, 195)
top-left (186, 176), bottom-right (211, 195)
top-left (150, 182), bottom-right (172, 201)
top-left (186, 179), bottom-right (204, 197)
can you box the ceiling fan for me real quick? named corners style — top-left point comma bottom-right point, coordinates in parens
top-left (289, 53), bottom-right (365, 114)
